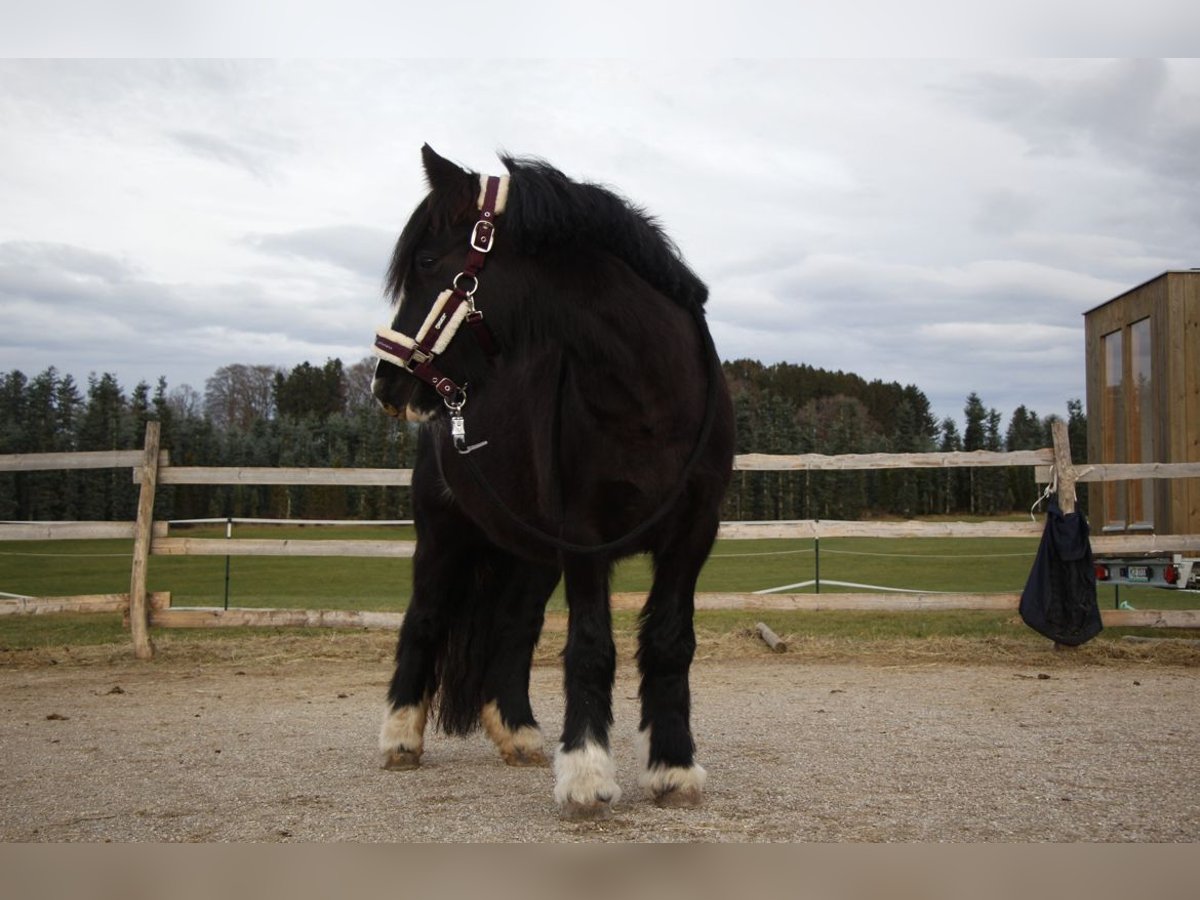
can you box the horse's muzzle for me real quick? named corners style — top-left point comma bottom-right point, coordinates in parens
top-left (371, 360), bottom-right (413, 419)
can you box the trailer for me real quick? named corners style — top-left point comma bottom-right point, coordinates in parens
top-left (1084, 270), bottom-right (1200, 589)
top-left (1092, 555), bottom-right (1198, 590)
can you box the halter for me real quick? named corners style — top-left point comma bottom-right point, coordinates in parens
top-left (372, 174), bottom-right (506, 411)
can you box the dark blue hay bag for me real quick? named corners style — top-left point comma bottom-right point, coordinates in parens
top-left (1019, 497), bottom-right (1103, 646)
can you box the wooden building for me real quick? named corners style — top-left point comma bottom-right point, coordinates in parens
top-left (1084, 270), bottom-right (1200, 535)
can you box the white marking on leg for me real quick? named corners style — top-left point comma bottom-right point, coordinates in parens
top-left (553, 738), bottom-right (622, 809)
top-left (482, 700), bottom-right (547, 765)
top-left (379, 700), bottom-right (428, 765)
top-left (637, 726), bottom-right (707, 801)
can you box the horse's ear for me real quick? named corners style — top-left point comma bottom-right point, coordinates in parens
top-left (421, 144), bottom-right (475, 219)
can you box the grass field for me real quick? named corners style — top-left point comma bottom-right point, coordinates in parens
top-left (2, 523), bottom-right (1195, 610)
top-left (3, 522), bottom-right (1198, 654)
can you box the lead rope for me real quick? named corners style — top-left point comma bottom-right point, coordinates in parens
top-left (450, 302), bottom-right (722, 557)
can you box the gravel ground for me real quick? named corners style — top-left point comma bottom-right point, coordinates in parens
top-left (2, 637), bottom-right (1198, 842)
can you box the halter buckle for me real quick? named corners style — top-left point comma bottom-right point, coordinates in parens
top-left (470, 219), bottom-right (495, 253)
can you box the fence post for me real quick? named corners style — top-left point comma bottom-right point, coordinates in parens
top-left (1050, 418), bottom-right (1081, 652)
top-left (129, 421), bottom-right (162, 660)
top-left (1050, 419), bottom-right (1077, 514)
top-left (814, 534), bottom-right (821, 594)
top-left (224, 516), bottom-right (232, 610)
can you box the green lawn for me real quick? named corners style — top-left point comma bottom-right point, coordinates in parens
top-left (2, 525), bottom-right (1196, 612)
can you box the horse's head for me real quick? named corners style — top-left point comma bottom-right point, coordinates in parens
top-left (372, 145), bottom-right (711, 424)
top-left (371, 145), bottom-right (509, 421)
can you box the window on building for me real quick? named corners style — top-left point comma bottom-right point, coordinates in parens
top-left (1100, 318), bottom-right (1156, 531)
top-left (1128, 317), bottom-right (1154, 528)
top-left (1101, 329), bottom-right (1126, 528)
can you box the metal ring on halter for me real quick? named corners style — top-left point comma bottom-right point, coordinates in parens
top-left (444, 388), bottom-right (467, 412)
top-left (453, 272), bottom-right (478, 296)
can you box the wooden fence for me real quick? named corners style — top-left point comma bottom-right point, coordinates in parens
top-left (3, 421), bottom-right (1199, 658)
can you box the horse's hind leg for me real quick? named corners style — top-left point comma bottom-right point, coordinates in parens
top-left (554, 556), bottom-right (620, 818)
top-left (636, 512), bottom-right (718, 807)
top-left (480, 556), bottom-right (559, 767)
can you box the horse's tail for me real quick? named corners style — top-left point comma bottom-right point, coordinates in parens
top-left (429, 568), bottom-right (498, 736)
top-left (429, 551), bottom-right (552, 736)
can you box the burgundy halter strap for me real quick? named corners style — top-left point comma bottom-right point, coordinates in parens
top-left (373, 176), bottom-right (502, 401)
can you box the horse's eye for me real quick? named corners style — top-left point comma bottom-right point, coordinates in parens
top-left (415, 252), bottom-right (438, 271)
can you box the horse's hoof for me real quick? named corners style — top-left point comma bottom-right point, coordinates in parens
top-left (653, 785), bottom-right (704, 808)
top-left (559, 797), bottom-right (615, 821)
top-left (504, 748), bottom-right (549, 768)
top-left (381, 749), bottom-right (422, 770)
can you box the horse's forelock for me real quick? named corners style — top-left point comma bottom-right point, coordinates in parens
top-left (383, 176), bottom-right (481, 304)
top-left (384, 196), bottom-right (430, 304)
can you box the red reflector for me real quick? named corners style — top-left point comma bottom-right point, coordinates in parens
top-left (1165, 565), bottom-right (1179, 585)
top-left (1095, 564), bottom-right (1110, 581)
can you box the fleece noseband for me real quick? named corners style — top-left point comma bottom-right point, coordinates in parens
top-left (372, 174), bottom-right (506, 405)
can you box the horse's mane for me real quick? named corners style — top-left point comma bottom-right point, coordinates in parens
top-left (385, 156), bottom-right (708, 311)
top-left (500, 156), bottom-right (708, 311)
top-left (385, 195), bottom-right (433, 303)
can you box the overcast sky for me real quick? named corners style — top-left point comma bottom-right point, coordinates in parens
top-left (2, 58), bottom-right (1198, 425)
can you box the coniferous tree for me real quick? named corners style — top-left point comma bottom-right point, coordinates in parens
top-left (21, 368), bottom-right (61, 518)
top-left (77, 373), bottom-right (132, 519)
top-left (888, 399), bottom-right (920, 517)
top-left (0, 372), bottom-right (28, 518)
top-left (1005, 405), bottom-right (1046, 513)
top-left (0, 356), bottom-right (1083, 523)
top-left (53, 373), bottom-right (85, 518)
top-left (937, 417), bottom-right (963, 514)
top-left (982, 407), bottom-right (1009, 513)
top-left (962, 393), bottom-right (988, 514)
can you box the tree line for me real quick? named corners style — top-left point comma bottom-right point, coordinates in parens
top-left (0, 361), bottom-right (411, 524)
top-left (723, 359), bottom-right (1087, 521)
top-left (0, 359), bottom-right (1086, 523)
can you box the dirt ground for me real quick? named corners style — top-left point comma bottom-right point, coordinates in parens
top-left (2, 630), bottom-right (1198, 842)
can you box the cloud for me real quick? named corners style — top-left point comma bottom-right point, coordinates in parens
top-left (3, 59), bottom-right (1199, 426)
top-left (917, 320), bottom-right (1078, 351)
top-left (953, 60), bottom-right (1200, 191)
top-left (0, 238), bottom-right (381, 390)
top-left (168, 129), bottom-right (291, 182)
top-left (0, 241), bottom-right (134, 275)
top-left (247, 225), bottom-right (396, 281)
top-left (971, 190), bottom-right (1040, 236)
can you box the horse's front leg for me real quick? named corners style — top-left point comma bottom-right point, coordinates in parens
top-left (554, 556), bottom-right (620, 819)
top-left (379, 492), bottom-right (476, 770)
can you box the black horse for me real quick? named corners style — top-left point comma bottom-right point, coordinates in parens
top-left (371, 146), bottom-right (733, 818)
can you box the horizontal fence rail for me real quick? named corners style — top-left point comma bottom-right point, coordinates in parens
top-left (149, 537), bottom-right (417, 558)
top-left (3, 420), bottom-right (1198, 656)
top-left (0, 450), bottom-right (169, 471)
top-left (719, 520), bottom-right (1043, 540)
top-left (735, 449), bottom-right (1055, 470)
top-left (0, 592), bottom-right (171, 617)
top-left (142, 466), bottom-right (413, 486)
top-left (0, 521), bottom-right (169, 541)
top-left (1035, 461), bottom-right (1200, 482)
